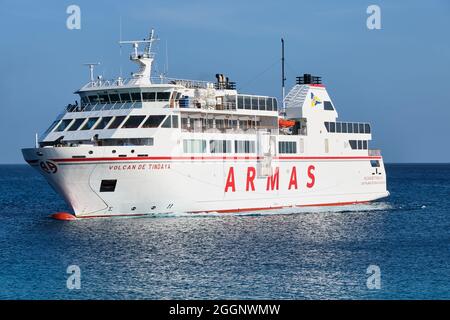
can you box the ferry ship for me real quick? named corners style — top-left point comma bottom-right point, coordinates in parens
top-left (22, 30), bottom-right (389, 219)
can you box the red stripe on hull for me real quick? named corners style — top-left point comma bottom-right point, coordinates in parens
top-left (51, 155), bottom-right (382, 163)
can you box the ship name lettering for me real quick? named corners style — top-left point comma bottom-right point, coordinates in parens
top-left (224, 165), bottom-right (316, 192)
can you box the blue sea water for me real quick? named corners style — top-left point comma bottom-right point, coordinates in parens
top-left (0, 164), bottom-right (449, 300)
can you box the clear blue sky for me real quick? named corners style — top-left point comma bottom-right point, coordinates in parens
top-left (0, 0), bottom-right (449, 163)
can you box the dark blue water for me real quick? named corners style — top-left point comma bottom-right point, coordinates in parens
top-left (0, 164), bottom-right (449, 299)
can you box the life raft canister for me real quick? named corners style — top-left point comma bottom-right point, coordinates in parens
top-left (278, 118), bottom-right (296, 128)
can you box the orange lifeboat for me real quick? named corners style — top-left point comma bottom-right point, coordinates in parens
top-left (278, 118), bottom-right (295, 128)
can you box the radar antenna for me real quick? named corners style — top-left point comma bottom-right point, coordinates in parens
top-left (118, 29), bottom-right (159, 84)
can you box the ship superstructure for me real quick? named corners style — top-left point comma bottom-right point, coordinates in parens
top-left (22, 30), bottom-right (389, 218)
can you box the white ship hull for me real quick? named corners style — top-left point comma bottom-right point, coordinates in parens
top-left (23, 146), bottom-right (388, 218)
top-left (21, 30), bottom-right (390, 219)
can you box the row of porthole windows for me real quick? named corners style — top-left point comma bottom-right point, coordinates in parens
top-left (46, 115), bottom-right (178, 133)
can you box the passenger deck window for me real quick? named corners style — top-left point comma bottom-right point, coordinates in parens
top-left (161, 115), bottom-right (171, 128)
top-left (235, 140), bottom-right (255, 153)
top-left (330, 122), bottom-right (336, 133)
top-left (94, 117), bottom-right (113, 130)
top-left (237, 96), bottom-right (244, 109)
top-left (67, 118), bottom-right (86, 131)
top-left (108, 116), bottom-right (126, 129)
top-left (183, 139), bottom-right (206, 153)
top-left (266, 98), bottom-right (273, 111)
top-left (279, 141), bottom-right (297, 154)
top-left (142, 115), bottom-right (166, 128)
top-left (244, 96), bottom-right (251, 110)
top-left (324, 101), bottom-right (334, 111)
top-left (122, 115), bottom-right (146, 128)
top-left (210, 140), bottom-right (232, 153)
top-left (259, 97), bottom-right (266, 111)
top-left (45, 120), bottom-right (60, 134)
top-left (273, 98), bottom-right (278, 111)
top-left (81, 117), bottom-right (99, 130)
top-left (251, 97), bottom-right (258, 110)
top-left (172, 115), bottom-right (179, 128)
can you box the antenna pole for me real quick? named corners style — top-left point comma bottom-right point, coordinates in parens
top-left (83, 63), bottom-right (100, 81)
top-left (281, 38), bottom-right (286, 115)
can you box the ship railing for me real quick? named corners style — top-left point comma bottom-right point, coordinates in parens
top-left (368, 149), bottom-right (381, 156)
top-left (80, 76), bottom-right (213, 90)
top-left (64, 101), bottom-right (141, 113)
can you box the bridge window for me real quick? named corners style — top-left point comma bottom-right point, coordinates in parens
top-left (130, 92), bottom-right (141, 102)
top-left (142, 92), bottom-right (156, 102)
top-left (279, 141), bottom-right (297, 154)
top-left (157, 92), bottom-right (171, 101)
top-left (99, 95), bottom-right (110, 104)
top-left (365, 123), bottom-right (371, 134)
top-left (120, 93), bottom-right (132, 102)
top-left (88, 95), bottom-right (99, 104)
top-left (108, 116), bottom-right (126, 129)
top-left (353, 123), bottom-right (359, 133)
top-left (183, 139), bottom-right (206, 153)
top-left (67, 118), bottom-right (86, 131)
top-left (359, 123), bottom-right (364, 134)
top-left (81, 117), bottom-right (99, 130)
top-left (122, 115), bottom-right (146, 128)
top-left (210, 140), bottom-right (232, 153)
top-left (94, 117), bottom-right (113, 130)
top-left (235, 140), bottom-right (255, 153)
top-left (142, 115), bottom-right (166, 128)
top-left (109, 94), bottom-right (120, 103)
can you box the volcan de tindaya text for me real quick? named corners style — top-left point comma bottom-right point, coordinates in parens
top-left (22, 30), bottom-right (389, 219)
